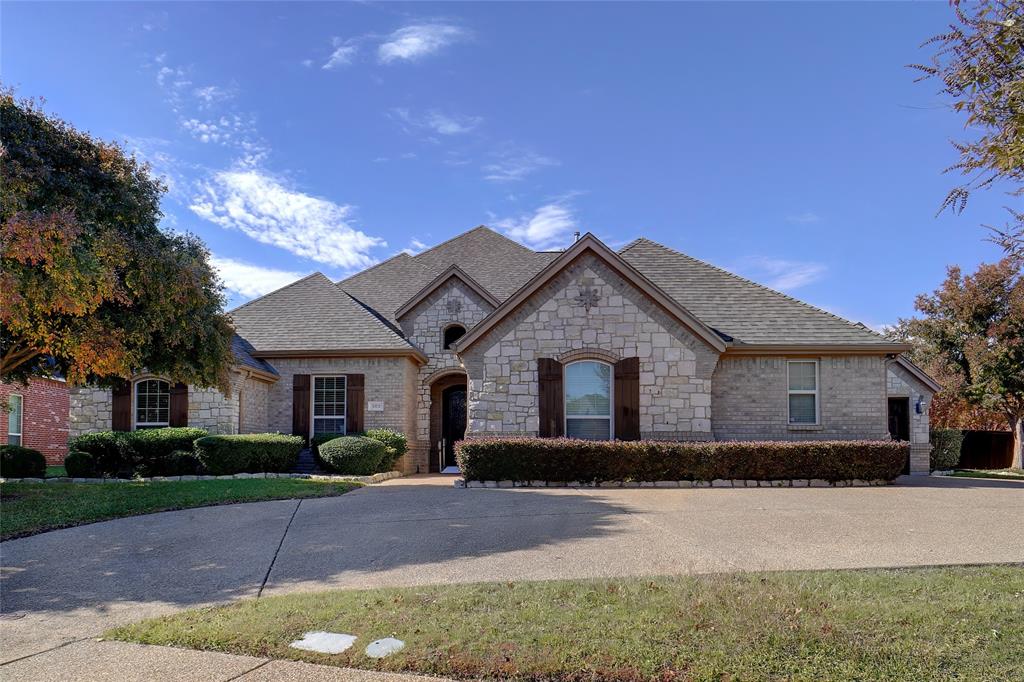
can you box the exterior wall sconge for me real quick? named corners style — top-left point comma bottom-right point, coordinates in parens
top-left (915, 395), bottom-right (924, 414)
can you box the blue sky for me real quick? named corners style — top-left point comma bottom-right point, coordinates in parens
top-left (3, 2), bottom-right (1011, 325)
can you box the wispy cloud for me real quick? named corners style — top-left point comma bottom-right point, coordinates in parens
top-left (400, 238), bottom-right (429, 256)
top-left (378, 23), bottom-right (467, 63)
top-left (389, 107), bottom-right (481, 138)
top-left (786, 211), bottom-right (820, 225)
top-left (323, 41), bottom-right (359, 70)
top-left (190, 169), bottom-right (384, 270)
top-left (210, 256), bottom-right (305, 299)
top-left (193, 85), bottom-right (233, 108)
top-left (483, 149), bottom-right (559, 182)
top-left (494, 202), bottom-right (577, 250)
top-left (181, 114), bottom-right (254, 145)
top-left (736, 256), bottom-right (827, 291)
top-left (122, 135), bottom-right (190, 199)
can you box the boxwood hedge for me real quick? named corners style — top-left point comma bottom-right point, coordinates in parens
top-left (455, 438), bottom-right (908, 483)
top-left (193, 433), bottom-right (304, 475)
top-left (0, 444), bottom-right (47, 478)
top-left (317, 436), bottom-right (388, 475)
top-left (68, 427), bottom-right (208, 477)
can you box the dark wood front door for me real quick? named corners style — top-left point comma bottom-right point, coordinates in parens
top-left (441, 384), bottom-right (467, 469)
top-left (888, 397), bottom-right (911, 474)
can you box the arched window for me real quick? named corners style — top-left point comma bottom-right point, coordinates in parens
top-left (564, 360), bottom-right (613, 440)
top-left (443, 324), bottom-right (466, 350)
top-left (135, 379), bottom-right (170, 429)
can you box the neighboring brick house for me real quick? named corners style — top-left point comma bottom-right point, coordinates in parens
top-left (1, 376), bottom-right (70, 464)
top-left (69, 227), bottom-right (938, 474)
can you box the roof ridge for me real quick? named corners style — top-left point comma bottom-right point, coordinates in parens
top-left (631, 239), bottom-right (884, 338)
top-left (617, 237), bottom-right (646, 254)
top-left (341, 291), bottom-right (416, 347)
top-left (228, 271), bottom-right (323, 314)
top-left (411, 225), bottom-right (540, 260)
top-left (335, 252), bottom-right (416, 286)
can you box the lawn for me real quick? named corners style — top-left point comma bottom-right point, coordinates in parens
top-left (45, 465), bottom-right (67, 477)
top-left (109, 565), bottom-right (1024, 681)
top-left (949, 468), bottom-right (1024, 480)
top-left (1, 478), bottom-right (360, 540)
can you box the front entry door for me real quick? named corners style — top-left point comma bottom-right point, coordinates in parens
top-left (888, 397), bottom-right (911, 475)
top-left (441, 384), bottom-right (467, 470)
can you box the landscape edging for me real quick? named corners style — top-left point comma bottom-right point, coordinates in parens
top-left (0, 470), bottom-right (405, 485)
top-left (453, 478), bottom-right (891, 489)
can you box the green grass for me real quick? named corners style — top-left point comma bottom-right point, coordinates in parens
top-left (109, 566), bottom-right (1024, 681)
top-left (45, 465), bottom-right (66, 478)
top-left (949, 468), bottom-right (1024, 480)
top-left (1, 478), bottom-right (361, 540)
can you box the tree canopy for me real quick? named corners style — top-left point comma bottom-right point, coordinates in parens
top-left (1, 91), bottom-right (234, 389)
top-left (891, 256), bottom-right (1023, 467)
top-left (913, 0), bottom-right (1024, 256)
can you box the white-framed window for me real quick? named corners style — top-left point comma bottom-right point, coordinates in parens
top-left (787, 360), bottom-right (819, 425)
top-left (564, 360), bottom-right (613, 440)
top-left (312, 375), bottom-right (347, 437)
top-left (134, 379), bottom-right (170, 429)
top-left (7, 394), bottom-right (23, 446)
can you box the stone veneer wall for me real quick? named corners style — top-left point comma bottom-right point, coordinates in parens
top-left (264, 356), bottom-right (426, 473)
top-left (459, 253), bottom-right (720, 438)
top-left (398, 278), bottom-right (494, 461)
top-left (886, 361), bottom-right (934, 474)
top-left (712, 356), bottom-right (890, 442)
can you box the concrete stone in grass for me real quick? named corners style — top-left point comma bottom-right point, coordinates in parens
top-left (365, 637), bottom-right (405, 659)
top-left (289, 632), bottom-right (357, 655)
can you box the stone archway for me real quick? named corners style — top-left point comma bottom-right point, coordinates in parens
top-left (428, 371), bottom-right (467, 473)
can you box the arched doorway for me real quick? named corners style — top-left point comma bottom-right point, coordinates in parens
top-left (429, 372), bottom-right (467, 473)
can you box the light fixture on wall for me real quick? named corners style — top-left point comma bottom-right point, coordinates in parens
top-left (915, 395), bottom-right (924, 414)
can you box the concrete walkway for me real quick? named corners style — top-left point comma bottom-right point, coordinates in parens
top-left (2, 475), bottom-right (1022, 679)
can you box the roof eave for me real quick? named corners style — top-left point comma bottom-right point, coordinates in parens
top-left (250, 348), bottom-right (429, 364)
top-left (723, 343), bottom-right (913, 356)
top-left (394, 265), bottom-right (501, 320)
top-left (892, 355), bottom-right (943, 393)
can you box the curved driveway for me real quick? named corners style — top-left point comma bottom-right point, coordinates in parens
top-left (2, 475), bottom-right (1023, 674)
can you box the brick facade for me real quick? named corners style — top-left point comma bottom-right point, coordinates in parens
top-left (886, 361), bottom-right (934, 474)
top-left (1, 377), bottom-right (70, 464)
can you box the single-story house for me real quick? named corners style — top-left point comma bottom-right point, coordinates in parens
top-left (69, 227), bottom-right (940, 474)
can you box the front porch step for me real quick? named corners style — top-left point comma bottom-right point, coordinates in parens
top-left (291, 447), bottom-right (325, 474)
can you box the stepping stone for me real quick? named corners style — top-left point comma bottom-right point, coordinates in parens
top-left (289, 631), bottom-right (357, 654)
top-left (365, 637), bottom-right (405, 658)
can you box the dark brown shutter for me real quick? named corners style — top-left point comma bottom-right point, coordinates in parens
top-left (537, 358), bottom-right (564, 437)
top-left (112, 380), bottom-right (132, 431)
top-left (292, 374), bottom-right (310, 439)
top-left (346, 374), bottom-right (364, 434)
top-left (615, 357), bottom-right (640, 441)
top-left (169, 382), bottom-right (188, 427)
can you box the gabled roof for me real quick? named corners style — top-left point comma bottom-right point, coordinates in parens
top-left (229, 273), bottom-right (425, 361)
top-left (618, 238), bottom-right (907, 351)
top-left (395, 264), bottom-right (501, 320)
top-left (456, 234), bottom-right (729, 353)
top-left (338, 226), bottom-right (556, 324)
top-left (893, 355), bottom-right (942, 393)
top-left (230, 334), bottom-right (279, 377)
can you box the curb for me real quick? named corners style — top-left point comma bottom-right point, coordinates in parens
top-left (453, 478), bottom-right (892, 489)
top-left (0, 471), bottom-right (405, 486)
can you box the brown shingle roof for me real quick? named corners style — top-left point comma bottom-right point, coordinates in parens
top-left (229, 273), bottom-right (416, 353)
top-left (618, 238), bottom-right (892, 346)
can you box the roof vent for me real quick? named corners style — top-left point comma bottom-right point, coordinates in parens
top-left (573, 231), bottom-right (581, 243)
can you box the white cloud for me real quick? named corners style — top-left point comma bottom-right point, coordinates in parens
top-left (483, 150), bottom-right (559, 182)
top-left (389, 107), bottom-right (481, 138)
top-left (378, 23), bottom-right (466, 63)
top-left (786, 211), bottom-right (820, 225)
top-left (323, 43), bottom-right (358, 70)
top-left (495, 202), bottom-right (577, 250)
top-left (190, 169), bottom-right (385, 270)
top-left (737, 256), bottom-right (827, 291)
top-left (181, 115), bottom-right (254, 145)
top-left (400, 238), bottom-right (429, 255)
top-left (210, 256), bottom-right (305, 299)
top-left (193, 85), bottom-right (232, 108)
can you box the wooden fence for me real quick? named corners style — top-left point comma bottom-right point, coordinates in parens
top-left (958, 430), bottom-right (1014, 469)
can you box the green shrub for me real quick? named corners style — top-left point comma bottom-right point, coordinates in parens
top-left (0, 444), bottom-right (46, 478)
top-left (318, 436), bottom-right (388, 475)
top-left (930, 429), bottom-right (965, 470)
top-left (69, 427), bottom-right (208, 477)
top-left (64, 450), bottom-right (96, 478)
top-left (456, 438), bottom-right (908, 483)
top-left (364, 428), bottom-right (407, 470)
top-left (194, 434), bottom-right (303, 475)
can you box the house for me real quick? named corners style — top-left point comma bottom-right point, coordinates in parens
top-left (2, 376), bottom-right (70, 464)
top-left (68, 227), bottom-right (938, 474)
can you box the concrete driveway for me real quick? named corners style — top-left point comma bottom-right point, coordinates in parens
top-left (2, 475), bottom-right (1022, 678)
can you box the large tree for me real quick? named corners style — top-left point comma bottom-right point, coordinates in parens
top-left (912, 0), bottom-right (1024, 256)
top-left (1, 91), bottom-right (233, 389)
top-left (893, 257), bottom-right (1023, 468)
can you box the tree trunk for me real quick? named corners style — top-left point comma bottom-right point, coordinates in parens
top-left (1010, 415), bottom-right (1023, 470)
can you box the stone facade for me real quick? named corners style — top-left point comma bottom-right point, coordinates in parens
top-left (460, 253), bottom-right (720, 438)
top-left (69, 386), bottom-right (113, 439)
top-left (398, 277), bottom-right (494, 466)
top-left (886, 361), bottom-right (934, 474)
top-left (712, 355), bottom-right (890, 442)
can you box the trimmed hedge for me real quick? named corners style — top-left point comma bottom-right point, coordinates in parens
top-left (456, 438), bottom-right (908, 483)
top-left (64, 450), bottom-right (96, 478)
top-left (318, 436), bottom-right (388, 475)
top-left (364, 428), bottom-right (407, 470)
top-left (930, 429), bottom-right (964, 471)
top-left (194, 434), bottom-right (303, 475)
top-left (1, 444), bottom-right (46, 478)
top-left (68, 427), bottom-right (208, 477)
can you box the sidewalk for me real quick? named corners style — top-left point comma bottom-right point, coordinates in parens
top-left (2, 639), bottom-right (446, 682)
